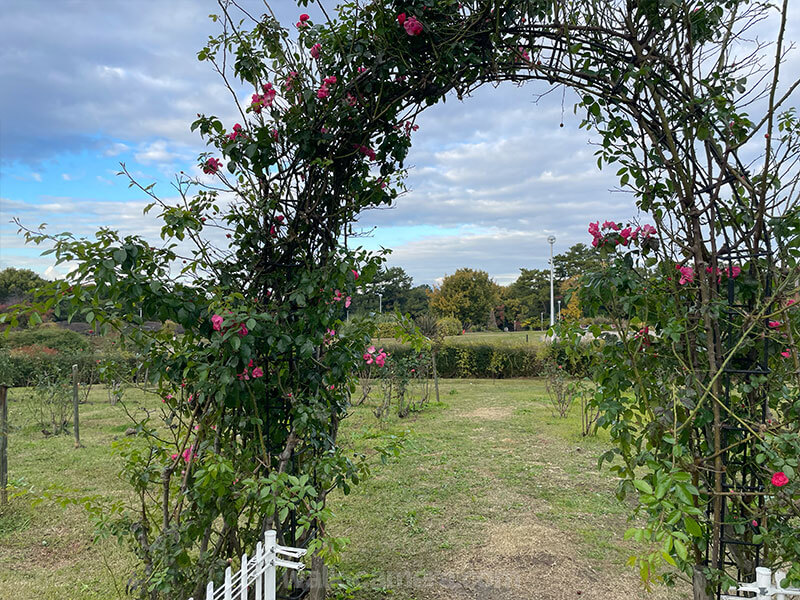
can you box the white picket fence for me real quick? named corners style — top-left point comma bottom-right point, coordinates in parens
top-left (189, 530), bottom-right (306, 600)
top-left (721, 567), bottom-right (800, 600)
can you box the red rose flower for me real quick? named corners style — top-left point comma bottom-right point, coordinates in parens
top-left (772, 471), bottom-right (789, 487)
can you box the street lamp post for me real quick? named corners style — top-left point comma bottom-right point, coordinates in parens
top-left (540, 312), bottom-right (544, 331)
top-left (558, 300), bottom-right (562, 321)
top-left (547, 235), bottom-right (556, 327)
top-left (377, 293), bottom-right (383, 314)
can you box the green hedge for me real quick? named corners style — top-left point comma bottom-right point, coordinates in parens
top-left (0, 350), bottom-right (142, 387)
top-left (378, 341), bottom-right (549, 378)
top-left (0, 325), bottom-right (90, 354)
top-left (376, 337), bottom-right (592, 379)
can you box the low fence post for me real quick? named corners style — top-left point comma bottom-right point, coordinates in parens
top-left (72, 364), bottom-right (81, 448)
top-left (265, 530), bottom-right (276, 600)
top-left (0, 385), bottom-right (8, 506)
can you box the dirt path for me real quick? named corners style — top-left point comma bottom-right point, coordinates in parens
top-left (333, 379), bottom-right (689, 599)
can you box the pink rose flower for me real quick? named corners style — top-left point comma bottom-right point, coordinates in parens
top-left (772, 471), bottom-right (789, 487)
top-left (769, 321), bottom-right (781, 328)
top-left (675, 264), bottom-right (694, 285)
top-left (404, 16), bottom-right (423, 36)
top-left (238, 324), bottom-right (248, 337)
top-left (310, 43), bottom-right (321, 59)
top-left (640, 224), bottom-right (656, 238)
top-left (211, 314), bottom-right (223, 331)
top-left (251, 367), bottom-right (264, 378)
top-left (724, 266), bottom-right (742, 278)
top-left (397, 13), bottom-right (406, 25)
top-left (203, 157), bottom-right (222, 174)
top-left (782, 350), bottom-right (791, 358)
top-left (602, 220), bottom-right (620, 231)
top-left (227, 123), bottom-right (244, 141)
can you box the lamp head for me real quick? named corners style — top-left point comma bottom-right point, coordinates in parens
top-left (547, 235), bottom-right (556, 245)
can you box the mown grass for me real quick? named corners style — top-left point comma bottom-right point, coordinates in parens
top-left (0, 380), bottom-right (686, 600)
top-left (328, 379), bottom-right (686, 599)
top-left (443, 330), bottom-right (545, 346)
top-left (0, 385), bottom-right (148, 600)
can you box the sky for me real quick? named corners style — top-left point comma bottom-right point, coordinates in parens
top-left (2, 1), bottom-right (792, 286)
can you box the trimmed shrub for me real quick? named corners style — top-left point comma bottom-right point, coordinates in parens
top-left (380, 341), bottom-right (548, 378)
top-left (0, 325), bottom-right (90, 354)
top-left (0, 350), bottom-right (140, 387)
top-left (376, 319), bottom-right (397, 339)
top-left (436, 316), bottom-right (462, 337)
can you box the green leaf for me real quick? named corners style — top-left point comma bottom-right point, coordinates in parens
top-left (684, 516), bottom-right (703, 538)
top-left (633, 479), bottom-right (654, 495)
top-left (674, 538), bottom-right (688, 561)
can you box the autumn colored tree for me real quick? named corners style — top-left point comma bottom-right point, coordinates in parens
top-left (429, 268), bottom-right (500, 327)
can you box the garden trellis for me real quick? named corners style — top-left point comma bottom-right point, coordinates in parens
top-left (8, 1), bottom-right (800, 598)
top-left (712, 241), bottom-right (775, 595)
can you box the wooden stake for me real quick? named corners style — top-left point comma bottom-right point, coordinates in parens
top-left (72, 364), bottom-right (81, 448)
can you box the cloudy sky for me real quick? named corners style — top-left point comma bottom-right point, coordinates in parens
top-left (1, 1), bottom-right (771, 286)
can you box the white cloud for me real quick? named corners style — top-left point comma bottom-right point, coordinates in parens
top-left (98, 65), bottom-right (126, 79)
top-left (61, 173), bottom-right (72, 181)
top-left (104, 142), bottom-right (129, 156)
top-left (134, 140), bottom-right (176, 164)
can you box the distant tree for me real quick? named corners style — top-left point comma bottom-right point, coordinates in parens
top-left (403, 284), bottom-right (431, 318)
top-left (429, 268), bottom-right (500, 327)
top-left (559, 275), bottom-right (582, 322)
top-left (0, 267), bottom-right (48, 304)
top-left (504, 268), bottom-right (551, 323)
top-left (553, 243), bottom-right (605, 280)
top-left (372, 266), bottom-right (413, 312)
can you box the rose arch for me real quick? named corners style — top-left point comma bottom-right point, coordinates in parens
top-left (11, 1), bottom-right (800, 599)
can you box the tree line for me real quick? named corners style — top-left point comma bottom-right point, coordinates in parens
top-left (0, 242), bottom-right (602, 331)
top-left (346, 242), bottom-right (604, 329)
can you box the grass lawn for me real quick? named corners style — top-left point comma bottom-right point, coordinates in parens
top-left (330, 379), bottom-right (686, 599)
top-left (0, 380), bottom-right (687, 600)
top-left (443, 330), bottom-right (545, 346)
